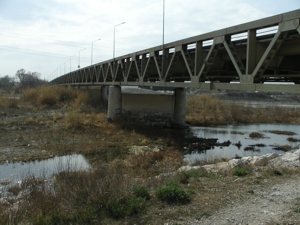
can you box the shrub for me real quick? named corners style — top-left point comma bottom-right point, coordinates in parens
top-left (232, 167), bottom-right (249, 176)
top-left (105, 196), bottom-right (147, 218)
top-left (63, 111), bottom-right (83, 129)
top-left (133, 185), bottom-right (151, 200)
top-left (72, 91), bottom-right (90, 108)
top-left (53, 87), bottom-right (73, 102)
top-left (37, 91), bottom-right (59, 106)
top-left (22, 88), bottom-right (39, 103)
top-left (156, 181), bottom-right (190, 204)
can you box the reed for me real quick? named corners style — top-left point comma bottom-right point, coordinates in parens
top-left (186, 95), bottom-right (300, 125)
top-left (21, 86), bottom-right (90, 108)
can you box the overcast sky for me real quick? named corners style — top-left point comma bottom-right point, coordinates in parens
top-left (0, 0), bottom-right (299, 81)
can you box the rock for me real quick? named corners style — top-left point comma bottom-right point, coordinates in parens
top-left (178, 166), bottom-right (192, 172)
top-left (269, 151), bottom-right (300, 168)
top-left (228, 158), bottom-right (249, 168)
top-left (215, 162), bottom-right (231, 173)
top-left (293, 149), bottom-right (300, 156)
top-left (202, 164), bottom-right (219, 173)
top-left (177, 165), bottom-right (201, 172)
top-left (251, 153), bottom-right (279, 167)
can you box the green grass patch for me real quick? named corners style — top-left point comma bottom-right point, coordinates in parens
top-left (232, 167), bottom-right (249, 176)
top-left (156, 181), bottom-right (190, 204)
top-left (178, 170), bottom-right (221, 184)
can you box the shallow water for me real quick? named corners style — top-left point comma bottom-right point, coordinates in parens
top-left (0, 154), bottom-right (90, 182)
top-left (184, 124), bottom-right (300, 163)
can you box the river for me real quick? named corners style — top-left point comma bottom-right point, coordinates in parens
top-left (184, 124), bottom-right (300, 163)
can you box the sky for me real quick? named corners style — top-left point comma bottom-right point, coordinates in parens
top-left (0, 0), bottom-right (299, 81)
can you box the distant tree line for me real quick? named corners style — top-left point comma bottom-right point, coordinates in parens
top-left (0, 69), bottom-right (48, 91)
top-left (0, 75), bottom-right (15, 91)
top-left (15, 69), bottom-right (47, 88)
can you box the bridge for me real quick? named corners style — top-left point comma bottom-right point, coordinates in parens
top-left (51, 9), bottom-right (300, 125)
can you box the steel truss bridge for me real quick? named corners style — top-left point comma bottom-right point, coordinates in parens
top-left (52, 9), bottom-right (300, 93)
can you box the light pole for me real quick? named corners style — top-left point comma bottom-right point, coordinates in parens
top-left (78, 48), bottom-right (86, 69)
top-left (91, 39), bottom-right (101, 65)
top-left (64, 60), bottom-right (68, 74)
top-left (60, 63), bottom-right (64, 76)
top-left (162, 0), bottom-right (165, 79)
top-left (113, 22), bottom-right (125, 60)
top-left (69, 54), bottom-right (76, 73)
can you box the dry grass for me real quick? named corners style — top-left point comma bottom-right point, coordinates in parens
top-left (186, 95), bottom-right (300, 125)
top-left (0, 96), bottom-right (18, 108)
top-left (126, 148), bottom-right (184, 177)
top-left (0, 90), bottom-right (19, 108)
top-left (249, 132), bottom-right (265, 139)
top-left (21, 86), bottom-right (90, 108)
top-left (0, 148), bottom-right (185, 224)
top-left (266, 130), bottom-right (297, 136)
top-left (186, 95), bottom-right (231, 125)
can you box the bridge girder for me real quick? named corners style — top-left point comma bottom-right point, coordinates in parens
top-left (52, 9), bottom-right (300, 93)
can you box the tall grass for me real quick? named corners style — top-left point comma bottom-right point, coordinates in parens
top-left (186, 95), bottom-right (231, 125)
top-left (0, 90), bottom-right (19, 108)
top-left (21, 86), bottom-right (90, 108)
top-left (186, 95), bottom-right (300, 125)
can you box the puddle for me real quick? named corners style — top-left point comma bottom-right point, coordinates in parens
top-left (184, 124), bottom-right (300, 163)
top-left (0, 154), bottom-right (91, 182)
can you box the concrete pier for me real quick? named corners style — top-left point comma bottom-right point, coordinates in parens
top-left (172, 88), bottom-right (186, 125)
top-left (107, 85), bottom-right (122, 120)
top-left (101, 86), bottom-right (109, 108)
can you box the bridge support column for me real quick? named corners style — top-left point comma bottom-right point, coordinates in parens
top-left (107, 85), bottom-right (122, 120)
top-left (172, 88), bottom-right (186, 126)
top-left (101, 86), bottom-right (109, 109)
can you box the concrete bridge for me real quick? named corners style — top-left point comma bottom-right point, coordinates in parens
top-left (51, 9), bottom-right (300, 125)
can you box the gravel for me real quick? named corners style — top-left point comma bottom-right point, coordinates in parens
top-left (186, 175), bottom-right (300, 225)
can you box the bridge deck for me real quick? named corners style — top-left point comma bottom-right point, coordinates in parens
top-left (52, 9), bottom-right (300, 93)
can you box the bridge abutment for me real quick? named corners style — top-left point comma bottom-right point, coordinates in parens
top-left (172, 88), bottom-right (186, 126)
top-left (107, 85), bottom-right (122, 120)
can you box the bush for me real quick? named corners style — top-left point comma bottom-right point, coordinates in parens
top-left (156, 181), bottom-right (190, 204)
top-left (133, 185), bottom-right (151, 200)
top-left (64, 111), bottom-right (83, 129)
top-left (22, 88), bottom-right (39, 103)
top-left (232, 167), bottom-right (249, 176)
top-left (105, 196), bottom-right (147, 218)
top-left (38, 91), bottom-right (59, 106)
top-left (72, 91), bottom-right (90, 108)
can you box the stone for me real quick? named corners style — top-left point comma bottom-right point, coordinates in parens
top-left (251, 153), bottom-right (279, 167)
top-left (269, 151), bottom-right (300, 168)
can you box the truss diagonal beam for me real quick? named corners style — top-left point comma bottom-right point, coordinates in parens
top-left (223, 37), bottom-right (246, 78)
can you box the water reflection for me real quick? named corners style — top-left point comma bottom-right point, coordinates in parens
top-left (185, 124), bottom-right (300, 163)
top-left (0, 154), bottom-right (90, 182)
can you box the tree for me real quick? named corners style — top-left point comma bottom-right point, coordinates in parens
top-left (15, 69), bottom-right (47, 88)
top-left (0, 75), bottom-right (15, 90)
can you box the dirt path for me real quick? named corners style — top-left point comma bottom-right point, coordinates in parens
top-left (186, 174), bottom-right (300, 225)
